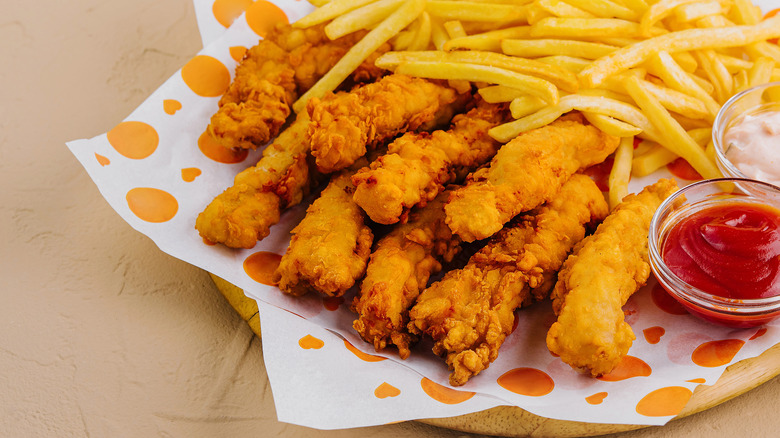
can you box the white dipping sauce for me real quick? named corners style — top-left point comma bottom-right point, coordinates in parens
top-left (723, 110), bottom-right (780, 186)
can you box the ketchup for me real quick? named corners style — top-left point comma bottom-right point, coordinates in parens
top-left (662, 202), bottom-right (780, 300)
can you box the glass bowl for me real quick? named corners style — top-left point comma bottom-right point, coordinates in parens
top-left (712, 81), bottom-right (780, 187)
top-left (648, 178), bottom-right (780, 328)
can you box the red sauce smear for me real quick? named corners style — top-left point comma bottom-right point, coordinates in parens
top-left (662, 202), bottom-right (780, 299)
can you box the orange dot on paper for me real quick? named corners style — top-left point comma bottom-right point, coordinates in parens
top-left (636, 386), bottom-right (692, 417)
top-left (126, 188), bottom-right (178, 223)
top-left (651, 283), bottom-right (689, 315)
top-left (246, 0), bottom-right (289, 37)
top-left (163, 99), bottom-right (182, 115)
top-left (586, 392), bottom-right (608, 405)
top-left (750, 328), bottom-right (768, 341)
top-left (107, 121), bottom-right (159, 159)
top-left (181, 167), bottom-right (202, 182)
top-left (344, 340), bottom-right (386, 362)
top-left (667, 157), bottom-right (702, 181)
top-left (497, 368), bottom-right (554, 397)
top-left (95, 153), bottom-right (110, 166)
top-left (181, 55), bottom-right (231, 98)
top-left (299, 334), bottom-right (324, 350)
top-left (198, 131), bottom-right (249, 164)
top-left (598, 356), bottom-right (652, 382)
top-left (643, 326), bottom-right (665, 344)
top-left (420, 378), bottom-right (475, 405)
top-left (687, 378), bottom-right (706, 384)
top-left (374, 382), bottom-right (401, 399)
top-left (323, 296), bottom-right (344, 311)
top-left (243, 251), bottom-right (282, 286)
top-left (230, 46), bottom-right (248, 62)
top-left (212, 0), bottom-right (254, 28)
top-left (691, 339), bottom-right (745, 367)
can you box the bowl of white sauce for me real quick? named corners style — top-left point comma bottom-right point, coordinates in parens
top-left (713, 81), bottom-right (780, 188)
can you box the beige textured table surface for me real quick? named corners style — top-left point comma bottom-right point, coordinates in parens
top-left (3, 1), bottom-right (780, 437)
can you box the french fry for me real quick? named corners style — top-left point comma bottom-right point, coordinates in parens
top-left (733, 69), bottom-right (750, 93)
top-left (430, 16), bottom-right (449, 50)
top-left (623, 75), bottom-right (720, 179)
top-left (583, 112), bottom-right (643, 137)
top-left (294, 0), bottom-right (426, 113)
top-left (325, 0), bottom-right (405, 40)
top-left (394, 61), bottom-right (559, 104)
top-left (536, 0), bottom-right (595, 18)
top-left (375, 50), bottom-right (578, 92)
top-left (561, 0), bottom-right (640, 21)
top-left (502, 39), bottom-right (618, 59)
top-left (510, 95), bottom-right (547, 119)
top-left (536, 55), bottom-right (590, 73)
top-left (579, 15), bottom-right (780, 88)
top-left (294, 0), bottom-right (377, 28)
top-left (639, 0), bottom-right (701, 37)
top-left (674, 1), bottom-right (724, 23)
top-left (489, 93), bottom-right (660, 143)
top-left (631, 144), bottom-right (678, 177)
top-left (477, 85), bottom-right (528, 103)
top-left (525, 3), bottom-right (553, 25)
top-left (729, 0), bottom-right (762, 25)
top-left (408, 12), bottom-right (432, 51)
top-left (443, 20), bottom-right (467, 39)
top-left (426, 1), bottom-right (528, 22)
top-left (443, 26), bottom-right (532, 52)
top-left (693, 49), bottom-right (733, 104)
top-left (748, 56), bottom-right (776, 88)
top-left (531, 18), bottom-right (666, 39)
top-left (608, 136), bottom-right (634, 210)
top-left (645, 52), bottom-right (718, 119)
top-left (636, 78), bottom-right (711, 120)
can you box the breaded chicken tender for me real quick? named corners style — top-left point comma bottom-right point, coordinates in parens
top-left (352, 190), bottom-right (462, 359)
top-left (196, 113), bottom-right (315, 249)
top-left (445, 113), bottom-right (619, 242)
top-left (351, 99), bottom-right (510, 225)
top-left (306, 74), bottom-right (465, 173)
top-left (274, 163), bottom-right (374, 297)
top-left (546, 179), bottom-right (678, 377)
top-left (409, 175), bottom-right (608, 386)
top-left (208, 23), bottom-right (385, 150)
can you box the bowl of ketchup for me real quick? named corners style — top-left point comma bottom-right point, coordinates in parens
top-left (649, 178), bottom-right (780, 328)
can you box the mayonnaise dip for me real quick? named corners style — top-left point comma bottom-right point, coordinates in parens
top-left (723, 110), bottom-right (780, 186)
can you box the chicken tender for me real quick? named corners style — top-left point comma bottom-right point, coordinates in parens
top-left (409, 175), bottom-right (608, 386)
top-left (445, 113), bottom-right (619, 242)
top-left (306, 74), bottom-right (465, 173)
top-left (351, 99), bottom-right (510, 225)
top-left (208, 23), bottom-right (384, 150)
top-left (274, 163), bottom-right (374, 297)
top-left (195, 113), bottom-right (316, 248)
top-left (546, 179), bottom-right (678, 377)
top-left (352, 190), bottom-right (462, 360)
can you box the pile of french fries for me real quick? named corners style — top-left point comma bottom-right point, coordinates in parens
top-left (293, 0), bottom-right (780, 209)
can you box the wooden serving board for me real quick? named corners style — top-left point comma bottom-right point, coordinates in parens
top-left (210, 273), bottom-right (780, 437)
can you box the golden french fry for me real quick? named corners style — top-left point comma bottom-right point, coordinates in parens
top-left (525, 3), bottom-right (552, 24)
top-left (583, 112), bottom-right (643, 137)
top-left (409, 12), bottom-right (432, 51)
top-left (443, 20), bottom-right (467, 39)
top-left (632, 144), bottom-right (678, 177)
top-left (639, 0), bottom-right (700, 37)
top-left (748, 56), bottom-right (775, 87)
top-left (426, 1), bottom-right (528, 22)
top-left (489, 93), bottom-right (660, 143)
top-left (394, 61), bottom-right (559, 104)
top-left (608, 136), bottom-right (634, 210)
top-left (443, 26), bottom-right (531, 52)
top-left (730, 0), bottom-right (762, 25)
top-left (294, 0), bottom-right (426, 113)
top-left (510, 96), bottom-right (547, 119)
top-left (477, 85), bottom-right (528, 103)
top-left (561, 0), bottom-right (639, 21)
top-left (579, 15), bottom-right (780, 88)
top-left (294, 0), bottom-right (376, 28)
top-left (325, 0), bottom-right (405, 40)
top-left (674, 1), bottom-right (724, 23)
top-left (745, 41), bottom-right (780, 65)
top-left (536, 55), bottom-right (590, 73)
top-left (503, 38), bottom-right (618, 59)
top-left (376, 49), bottom-right (579, 92)
top-left (430, 16), bottom-right (449, 50)
top-left (734, 69), bottom-right (750, 93)
top-left (693, 49), bottom-right (733, 104)
top-left (637, 78), bottom-right (711, 120)
top-left (623, 75), bottom-right (720, 179)
top-left (531, 18), bottom-right (666, 39)
top-left (536, 0), bottom-right (595, 18)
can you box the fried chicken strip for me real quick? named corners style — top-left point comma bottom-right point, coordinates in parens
top-left (445, 113), bottom-right (620, 242)
top-left (273, 161), bottom-right (374, 297)
top-left (351, 99), bottom-right (510, 225)
top-left (207, 23), bottom-right (384, 150)
top-left (546, 179), bottom-right (679, 377)
top-left (195, 112), bottom-right (316, 248)
top-left (352, 190), bottom-right (463, 359)
top-left (409, 175), bottom-right (608, 386)
top-left (306, 74), bottom-right (465, 173)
